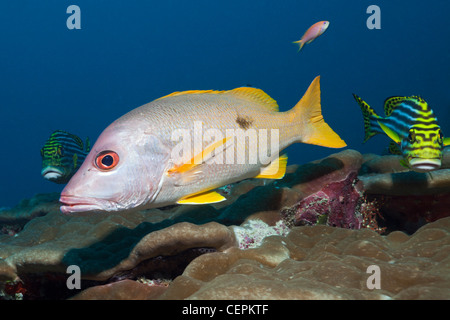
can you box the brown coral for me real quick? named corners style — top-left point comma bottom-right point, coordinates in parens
top-left (160, 217), bottom-right (450, 300)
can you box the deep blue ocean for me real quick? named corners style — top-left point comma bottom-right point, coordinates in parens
top-left (1, 0), bottom-right (449, 208)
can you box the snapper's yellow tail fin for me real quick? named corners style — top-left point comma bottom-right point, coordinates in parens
top-left (290, 76), bottom-right (347, 148)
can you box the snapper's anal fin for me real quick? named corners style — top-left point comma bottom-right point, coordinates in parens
top-left (255, 154), bottom-right (288, 179)
top-left (290, 76), bottom-right (347, 148)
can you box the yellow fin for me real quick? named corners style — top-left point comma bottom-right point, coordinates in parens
top-left (156, 89), bottom-right (226, 101)
top-left (290, 76), bottom-right (347, 148)
top-left (255, 154), bottom-right (288, 179)
top-left (167, 136), bottom-right (232, 175)
top-left (226, 87), bottom-right (279, 112)
top-left (156, 87), bottom-right (279, 112)
top-left (177, 190), bottom-right (226, 205)
top-left (378, 121), bottom-right (401, 143)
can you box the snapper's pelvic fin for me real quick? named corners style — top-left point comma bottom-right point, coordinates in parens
top-left (177, 190), bottom-right (226, 205)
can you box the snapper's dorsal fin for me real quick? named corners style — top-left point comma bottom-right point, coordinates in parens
top-left (156, 90), bottom-right (226, 100)
top-left (225, 87), bottom-right (279, 112)
top-left (156, 87), bottom-right (279, 112)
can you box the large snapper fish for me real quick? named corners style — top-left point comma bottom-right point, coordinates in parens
top-left (60, 76), bottom-right (346, 213)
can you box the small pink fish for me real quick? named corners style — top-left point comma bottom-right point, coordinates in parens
top-left (293, 21), bottom-right (330, 52)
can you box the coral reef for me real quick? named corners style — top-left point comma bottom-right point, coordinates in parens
top-left (358, 150), bottom-right (450, 232)
top-left (159, 217), bottom-right (450, 300)
top-left (232, 219), bottom-right (290, 249)
top-left (0, 193), bottom-right (60, 226)
top-left (281, 172), bottom-right (363, 229)
top-left (280, 171), bottom-right (386, 234)
top-left (1, 149), bottom-right (450, 299)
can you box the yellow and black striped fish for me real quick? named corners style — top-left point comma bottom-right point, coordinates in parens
top-left (353, 94), bottom-right (450, 172)
top-left (41, 130), bottom-right (90, 184)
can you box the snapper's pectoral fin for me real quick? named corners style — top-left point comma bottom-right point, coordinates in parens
top-left (378, 121), bottom-right (401, 143)
top-left (167, 136), bottom-right (232, 176)
top-left (173, 169), bottom-right (205, 186)
top-left (255, 154), bottom-right (288, 179)
top-left (168, 136), bottom-right (232, 186)
top-left (444, 137), bottom-right (450, 146)
top-left (177, 190), bottom-right (226, 205)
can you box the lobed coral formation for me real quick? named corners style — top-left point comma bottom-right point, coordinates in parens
top-left (160, 217), bottom-right (450, 300)
top-left (359, 150), bottom-right (450, 233)
top-left (1, 149), bottom-right (450, 299)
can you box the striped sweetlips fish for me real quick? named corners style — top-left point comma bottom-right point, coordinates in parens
top-left (353, 94), bottom-right (450, 172)
top-left (41, 130), bottom-right (90, 184)
top-left (60, 76), bottom-right (346, 214)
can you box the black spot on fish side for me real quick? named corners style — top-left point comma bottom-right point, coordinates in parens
top-left (236, 115), bottom-right (253, 130)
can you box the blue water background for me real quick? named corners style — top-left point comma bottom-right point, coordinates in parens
top-left (1, 0), bottom-right (449, 208)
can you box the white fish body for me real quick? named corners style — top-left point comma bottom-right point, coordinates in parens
top-left (60, 76), bottom-right (346, 213)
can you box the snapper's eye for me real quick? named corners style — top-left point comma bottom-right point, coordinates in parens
top-left (95, 151), bottom-right (119, 170)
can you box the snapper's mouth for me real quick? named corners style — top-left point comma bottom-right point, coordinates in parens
top-left (59, 195), bottom-right (114, 214)
top-left (409, 158), bottom-right (441, 173)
